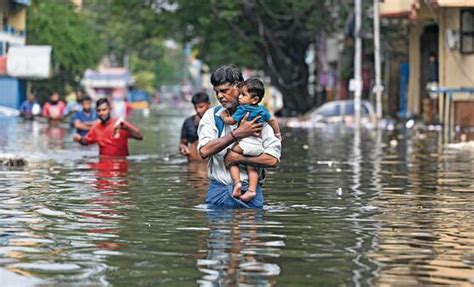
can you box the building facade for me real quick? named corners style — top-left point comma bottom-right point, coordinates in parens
top-left (0, 0), bottom-right (29, 110)
top-left (380, 0), bottom-right (474, 127)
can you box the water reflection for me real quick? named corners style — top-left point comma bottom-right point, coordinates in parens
top-left (198, 209), bottom-right (283, 286)
top-left (82, 157), bottom-right (130, 252)
top-left (0, 115), bottom-right (473, 286)
top-left (185, 161), bottom-right (209, 192)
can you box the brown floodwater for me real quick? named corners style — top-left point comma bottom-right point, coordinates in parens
top-left (0, 110), bottom-right (473, 286)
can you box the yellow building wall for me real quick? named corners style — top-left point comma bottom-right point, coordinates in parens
top-left (0, 0), bottom-right (27, 31)
top-left (437, 0), bottom-right (474, 7)
top-left (8, 8), bottom-right (26, 31)
top-left (379, 0), bottom-right (411, 16)
top-left (439, 8), bottom-right (474, 92)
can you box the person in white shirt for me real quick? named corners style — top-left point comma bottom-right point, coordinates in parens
top-left (198, 65), bottom-right (281, 208)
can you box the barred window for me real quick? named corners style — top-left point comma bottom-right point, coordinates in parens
top-left (460, 9), bottom-right (474, 54)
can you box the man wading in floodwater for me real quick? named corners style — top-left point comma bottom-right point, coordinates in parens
top-left (198, 65), bottom-right (281, 208)
top-left (73, 98), bottom-right (143, 156)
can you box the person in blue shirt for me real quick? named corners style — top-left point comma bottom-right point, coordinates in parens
top-left (219, 78), bottom-right (281, 202)
top-left (73, 96), bottom-right (98, 136)
top-left (19, 94), bottom-right (41, 120)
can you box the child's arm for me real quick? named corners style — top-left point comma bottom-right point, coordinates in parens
top-left (220, 109), bottom-right (238, 125)
top-left (268, 116), bottom-right (281, 140)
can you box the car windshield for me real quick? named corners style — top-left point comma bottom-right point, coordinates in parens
top-left (315, 103), bottom-right (340, 117)
top-left (341, 102), bottom-right (370, 116)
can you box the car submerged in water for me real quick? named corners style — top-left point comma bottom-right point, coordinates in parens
top-left (285, 100), bottom-right (376, 128)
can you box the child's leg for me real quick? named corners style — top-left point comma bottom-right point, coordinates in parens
top-left (240, 166), bottom-right (258, 202)
top-left (230, 144), bottom-right (244, 198)
top-left (229, 165), bottom-right (242, 198)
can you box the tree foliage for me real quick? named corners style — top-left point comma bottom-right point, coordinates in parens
top-left (84, 0), bottom-right (186, 88)
top-left (27, 0), bottom-right (103, 100)
top-left (82, 0), bottom-right (352, 113)
top-left (78, 0), bottom-right (350, 112)
top-left (164, 0), bottom-right (350, 113)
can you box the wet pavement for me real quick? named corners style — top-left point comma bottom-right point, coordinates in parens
top-left (0, 110), bottom-right (473, 286)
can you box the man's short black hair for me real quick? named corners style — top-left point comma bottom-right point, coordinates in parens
top-left (82, 95), bottom-right (92, 102)
top-left (191, 92), bottom-right (210, 105)
top-left (238, 78), bottom-right (265, 102)
top-left (210, 64), bottom-right (243, 86)
top-left (96, 98), bottom-right (110, 108)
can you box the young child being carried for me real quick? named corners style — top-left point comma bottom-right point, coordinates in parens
top-left (220, 78), bottom-right (281, 202)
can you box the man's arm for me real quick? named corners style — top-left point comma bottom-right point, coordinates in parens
top-left (224, 150), bottom-right (279, 168)
top-left (268, 116), bottom-right (281, 139)
top-left (179, 138), bottom-right (190, 155)
top-left (224, 123), bottom-right (281, 168)
top-left (122, 120), bottom-right (143, 140)
top-left (74, 119), bottom-right (94, 131)
top-left (73, 134), bottom-right (89, 145)
top-left (199, 112), bottom-right (262, 159)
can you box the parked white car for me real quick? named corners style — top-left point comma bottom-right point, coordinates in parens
top-left (286, 100), bottom-right (376, 128)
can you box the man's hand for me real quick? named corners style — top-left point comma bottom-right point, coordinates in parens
top-left (233, 112), bottom-right (262, 139)
top-left (73, 134), bottom-right (82, 142)
top-left (179, 143), bottom-right (190, 155)
top-left (224, 149), bottom-right (244, 168)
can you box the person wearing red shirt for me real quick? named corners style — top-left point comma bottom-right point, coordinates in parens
top-left (73, 98), bottom-right (143, 157)
top-left (42, 91), bottom-right (66, 122)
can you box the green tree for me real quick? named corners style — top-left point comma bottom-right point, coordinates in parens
top-left (164, 0), bottom-right (350, 114)
top-left (84, 0), bottom-right (185, 88)
top-left (84, 0), bottom-right (351, 113)
top-left (27, 0), bottom-right (103, 100)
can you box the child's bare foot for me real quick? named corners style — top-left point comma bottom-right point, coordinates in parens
top-left (240, 189), bottom-right (256, 202)
top-left (232, 181), bottom-right (242, 198)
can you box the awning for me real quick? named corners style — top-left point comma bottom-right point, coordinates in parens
top-left (82, 68), bottom-right (133, 88)
top-left (11, 0), bottom-right (31, 5)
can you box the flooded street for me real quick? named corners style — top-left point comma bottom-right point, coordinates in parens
top-left (0, 111), bottom-right (473, 286)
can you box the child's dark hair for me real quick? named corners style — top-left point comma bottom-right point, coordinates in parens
top-left (238, 78), bottom-right (265, 102)
top-left (191, 92), bottom-right (210, 105)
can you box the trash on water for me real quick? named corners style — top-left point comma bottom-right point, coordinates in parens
top-left (405, 119), bottom-right (415, 129)
top-left (336, 188), bottom-right (342, 197)
top-left (389, 139), bottom-right (398, 147)
top-left (302, 145), bottom-right (309, 150)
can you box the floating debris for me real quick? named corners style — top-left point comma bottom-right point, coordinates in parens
top-left (1, 157), bottom-right (27, 167)
top-left (405, 119), bottom-right (415, 129)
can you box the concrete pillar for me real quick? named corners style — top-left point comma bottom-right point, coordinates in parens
top-left (408, 23), bottom-right (421, 115)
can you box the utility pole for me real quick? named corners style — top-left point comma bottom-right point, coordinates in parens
top-left (354, 0), bottom-right (363, 125)
top-left (373, 0), bottom-right (383, 120)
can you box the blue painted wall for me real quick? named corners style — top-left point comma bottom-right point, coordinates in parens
top-left (0, 77), bottom-right (27, 109)
top-left (398, 62), bottom-right (409, 118)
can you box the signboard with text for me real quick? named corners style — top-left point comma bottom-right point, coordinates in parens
top-left (6, 45), bottom-right (52, 79)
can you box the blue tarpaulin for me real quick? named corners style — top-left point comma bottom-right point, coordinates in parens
top-left (128, 90), bottom-right (151, 102)
top-left (11, 0), bottom-right (31, 5)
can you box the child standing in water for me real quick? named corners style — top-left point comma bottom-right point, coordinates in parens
top-left (220, 78), bottom-right (281, 202)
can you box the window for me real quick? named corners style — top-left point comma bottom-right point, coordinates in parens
top-left (342, 102), bottom-right (370, 116)
top-left (460, 9), bottom-right (474, 54)
top-left (317, 102), bottom-right (340, 117)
